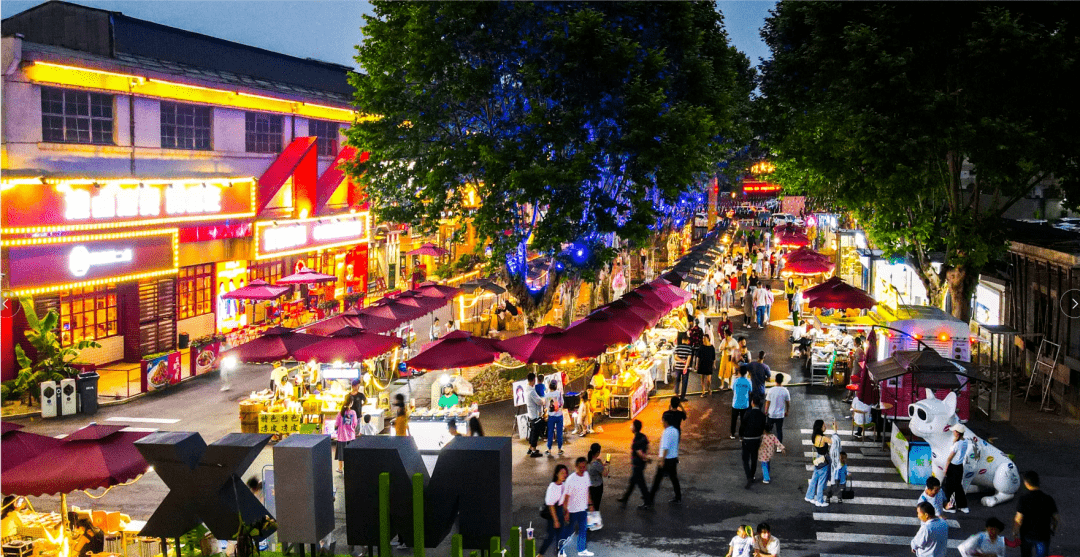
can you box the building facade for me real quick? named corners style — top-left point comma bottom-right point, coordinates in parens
top-left (1, 2), bottom-right (371, 375)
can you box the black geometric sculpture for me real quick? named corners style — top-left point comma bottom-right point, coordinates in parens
top-left (135, 432), bottom-right (275, 541)
top-left (272, 434), bottom-right (334, 544)
top-left (343, 435), bottom-right (511, 549)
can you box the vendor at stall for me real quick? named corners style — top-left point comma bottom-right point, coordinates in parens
top-left (591, 367), bottom-right (610, 413)
top-left (72, 518), bottom-right (104, 557)
top-left (438, 384), bottom-right (460, 409)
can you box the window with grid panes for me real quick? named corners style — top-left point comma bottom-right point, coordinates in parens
top-left (245, 112), bottom-right (283, 153)
top-left (59, 285), bottom-right (119, 346)
top-left (40, 87), bottom-right (114, 144)
top-left (177, 264), bottom-right (214, 319)
top-left (304, 252), bottom-right (336, 276)
top-left (161, 102), bottom-right (212, 150)
top-left (250, 259), bottom-right (285, 284)
top-left (310, 120), bottom-right (339, 157)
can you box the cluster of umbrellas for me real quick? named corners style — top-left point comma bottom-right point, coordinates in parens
top-left (782, 246), bottom-right (836, 276)
top-left (221, 268), bottom-right (338, 302)
top-left (666, 230), bottom-right (725, 285)
top-left (221, 281), bottom-right (463, 364)
top-left (803, 276), bottom-right (876, 310)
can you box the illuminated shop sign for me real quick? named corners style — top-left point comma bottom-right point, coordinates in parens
top-left (254, 213), bottom-right (370, 259)
top-left (2, 230), bottom-right (179, 297)
top-left (1, 177), bottom-right (256, 233)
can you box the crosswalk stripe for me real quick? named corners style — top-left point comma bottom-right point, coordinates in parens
top-left (119, 427), bottom-right (159, 433)
top-left (850, 480), bottom-right (923, 490)
top-left (106, 417), bottom-right (181, 424)
top-left (819, 554), bottom-right (887, 557)
top-left (816, 532), bottom-right (962, 548)
top-left (799, 429), bottom-right (864, 435)
top-left (838, 496), bottom-right (921, 507)
top-left (802, 452), bottom-right (890, 460)
top-left (813, 512), bottom-right (960, 528)
top-left (805, 464), bottom-right (896, 474)
top-left (802, 439), bottom-right (881, 448)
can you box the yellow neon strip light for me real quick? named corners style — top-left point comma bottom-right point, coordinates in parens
top-left (25, 61), bottom-right (361, 123)
top-left (2, 230), bottom-right (180, 298)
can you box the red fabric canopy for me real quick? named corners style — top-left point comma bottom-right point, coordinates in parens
top-left (364, 299), bottom-right (427, 323)
top-left (806, 280), bottom-right (876, 310)
top-left (406, 242), bottom-right (448, 256)
top-left (391, 290), bottom-right (449, 312)
top-left (622, 290), bottom-right (672, 314)
top-left (405, 330), bottom-right (502, 370)
top-left (776, 231), bottom-right (811, 247)
top-left (784, 246), bottom-right (831, 264)
top-left (303, 309), bottom-right (398, 335)
top-left (603, 299), bottom-right (662, 327)
top-left (567, 310), bottom-right (645, 347)
top-left (495, 325), bottom-right (607, 364)
top-left (802, 276), bottom-right (844, 300)
top-left (1, 425), bottom-right (150, 496)
top-left (276, 268), bottom-right (337, 285)
top-left (220, 326), bottom-right (322, 363)
top-left (415, 282), bottom-right (463, 299)
top-left (291, 326), bottom-right (401, 363)
top-left (782, 257), bottom-right (835, 276)
top-left (1, 423), bottom-right (62, 473)
top-left (220, 279), bottom-right (292, 301)
top-left (650, 279), bottom-right (693, 305)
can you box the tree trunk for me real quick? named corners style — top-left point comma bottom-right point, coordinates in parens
top-left (914, 262), bottom-right (946, 309)
top-left (945, 264), bottom-right (975, 322)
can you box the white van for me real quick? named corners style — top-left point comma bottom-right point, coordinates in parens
top-left (772, 213), bottom-right (801, 226)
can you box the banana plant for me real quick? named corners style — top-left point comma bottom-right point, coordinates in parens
top-left (1, 297), bottom-right (99, 405)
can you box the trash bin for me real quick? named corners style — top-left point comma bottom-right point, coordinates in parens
top-left (178, 332), bottom-right (190, 349)
top-left (76, 371), bottom-right (100, 415)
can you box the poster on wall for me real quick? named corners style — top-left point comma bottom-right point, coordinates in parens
top-left (143, 352), bottom-right (182, 391)
top-left (346, 244), bottom-right (369, 295)
top-left (216, 261), bottom-right (248, 331)
top-left (629, 384), bottom-right (649, 418)
top-left (191, 341), bottom-right (221, 376)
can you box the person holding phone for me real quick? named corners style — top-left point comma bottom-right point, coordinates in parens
top-left (586, 443), bottom-right (610, 510)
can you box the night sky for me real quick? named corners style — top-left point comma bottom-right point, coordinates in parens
top-left (1, 0), bottom-right (777, 70)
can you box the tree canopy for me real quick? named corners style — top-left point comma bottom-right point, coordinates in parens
top-left (346, 1), bottom-right (752, 286)
top-left (758, 2), bottom-right (1080, 318)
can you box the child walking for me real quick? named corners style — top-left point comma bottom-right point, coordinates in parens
top-left (826, 451), bottom-right (849, 503)
top-left (758, 423), bottom-right (785, 484)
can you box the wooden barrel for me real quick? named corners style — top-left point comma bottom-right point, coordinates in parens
top-left (239, 400), bottom-right (265, 433)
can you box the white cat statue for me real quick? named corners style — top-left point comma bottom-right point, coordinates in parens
top-left (907, 389), bottom-right (1021, 507)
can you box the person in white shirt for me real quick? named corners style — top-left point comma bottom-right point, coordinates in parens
top-left (564, 458), bottom-right (594, 557)
top-left (764, 373), bottom-right (791, 444)
top-left (942, 425), bottom-right (970, 514)
top-left (725, 525), bottom-right (755, 557)
top-left (752, 284), bottom-right (770, 328)
top-left (359, 414), bottom-right (378, 436)
top-left (911, 502), bottom-right (950, 557)
top-left (645, 413), bottom-right (681, 508)
top-left (753, 522), bottom-right (780, 556)
top-left (958, 517), bottom-right (1006, 557)
top-left (539, 465), bottom-right (569, 556)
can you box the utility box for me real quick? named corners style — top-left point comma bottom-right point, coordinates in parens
top-left (59, 378), bottom-right (77, 416)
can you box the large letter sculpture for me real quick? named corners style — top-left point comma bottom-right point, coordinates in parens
top-left (272, 434), bottom-right (335, 545)
top-left (135, 432), bottom-right (276, 540)
top-left (344, 436), bottom-right (511, 549)
top-left (908, 389), bottom-right (1021, 507)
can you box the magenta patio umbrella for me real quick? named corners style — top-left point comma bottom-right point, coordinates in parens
top-left (363, 299), bottom-right (427, 323)
top-left (603, 299), bottom-right (662, 327)
top-left (391, 290), bottom-right (449, 312)
top-left (802, 276), bottom-right (844, 300)
top-left (276, 268), bottom-right (337, 285)
top-left (219, 326), bottom-right (322, 363)
top-left (1, 422), bottom-right (63, 473)
top-left (291, 326), bottom-right (401, 363)
top-left (567, 310), bottom-right (645, 347)
top-left (782, 257), bottom-right (835, 276)
top-left (220, 279), bottom-right (292, 301)
top-left (784, 246), bottom-right (831, 264)
top-left (303, 309), bottom-right (399, 335)
top-left (622, 290), bottom-right (672, 314)
top-left (406, 242), bottom-right (448, 257)
top-left (1, 424), bottom-right (151, 497)
top-left (495, 325), bottom-right (608, 364)
top-left (415, 282), bottom-right (464, 299)
top-left (405, 330), bottom-right (502, 370)
top-left (777, 231), bottom-right (811, 248)
top-left (650, 279), bottom-right (693, 304)
top-left (807, 281), bottom-right (876, 310)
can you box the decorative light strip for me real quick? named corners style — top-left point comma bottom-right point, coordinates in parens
top-left (1, 230), bottom-right (180, 298)
top-left (252, 213), bottom-right (371, 260)
top-left (31, 61), bottom-right (146, 83)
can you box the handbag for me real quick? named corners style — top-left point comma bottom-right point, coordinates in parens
top-left (841, 487), bottom-right (855, 500)
top-left (812, 455), bottom-right (828, 468)
top-left (539, 505), bottom-right (552, 520)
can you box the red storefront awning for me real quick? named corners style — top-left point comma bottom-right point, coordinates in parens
top-left (257, 136), bottom-right (318, 217)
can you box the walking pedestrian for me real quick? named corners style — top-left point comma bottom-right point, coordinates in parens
top-left (753, 284), bottom-right (770, 328)
top-left (525, 372), bottom-right (545, 457)
top-left (911, 501), bottom-right (950, 557)
top-left (564, 458), bottom-right (594, 556)
top-left (1012, 471), bottom-right (1059, 557)
top-left (334, 395), bottom-right (357, 473)
top-left (753, 523), bottom-right (780, 556)
top-left (742, 286), bottom-right (755, 329)
top-left (645, 413), bottom-right (681, 507)
top-left (349, 379), bottom-right (368, 434)
top-left (917, 476), bottom-right (946, 518)
top-left (538, 465), bottom-right (569, 556)
top-left (730, 368), bottom-right (752, 439)
top-left (674, 337), bottom-right (695, 400)
top-left (586, 443), bottom-right (609, 510)
top-left (805, 419), bottom-right (834, 507)
top-left (392, 394), bottom-right (411, 437)
top-left (663, 395), bottom-right (689, 431)
top-left (758, 423), bottom-right (785, 484)
top-left (942, 425), bottom-right (970, 514)
top-left (697, 336), bottom-right (716, 397)
top-left (763, 373), bottom-right (790, 444)
top-left (545, 380), bottom-right (565, 457)
top-left (746, 351), bottom-right (771, 399)
top-left (958, 517), bottom-right (1006, 557)
top-left (719, 324), bottom-right (738, 391)
top-left (785, 278), bottom-right (797, 314)
top-left (617, 419), bottom-right (651, 508)
top-left (739, 395), bottom-right (766, 487)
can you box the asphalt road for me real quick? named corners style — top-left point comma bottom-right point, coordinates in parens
top-left (9, 299), bottom-right (1080, 557)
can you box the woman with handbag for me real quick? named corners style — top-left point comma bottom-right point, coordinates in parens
top-left (804, 419), bottom-right (833, 507)
top-left (539, 464), bottom-right (569, 556)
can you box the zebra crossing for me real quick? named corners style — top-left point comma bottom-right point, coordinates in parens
top-left (796, 428), bottom-right (975, 556)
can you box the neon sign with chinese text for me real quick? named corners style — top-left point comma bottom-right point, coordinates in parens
top-left (254, 213), bottom-right (370, 259)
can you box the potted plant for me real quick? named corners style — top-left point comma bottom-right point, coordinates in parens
top-left (344, 292), bottom-right (364, 309)
top-left (1, 298), bottom-right (100, 405)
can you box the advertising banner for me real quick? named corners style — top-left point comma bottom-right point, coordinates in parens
top-left (629, 384), bottom-right (649, 418)
top-left (142, 351), bottom-right (182, 392)
top-left (259, 412), bottom-right (303, 434)
top-left (255, 213), bottom-right (370, 259)
top-left (216, 261), bottom-right (249, 332)
top-left (5, 231), bottom-right (176, 293)
top-left (191, 341), bottom-right (222, 377)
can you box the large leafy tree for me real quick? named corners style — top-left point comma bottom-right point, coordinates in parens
top-left (346, 1), bottom-right (751, 306)
top-left (758, 2), bottom-right (1080, 319)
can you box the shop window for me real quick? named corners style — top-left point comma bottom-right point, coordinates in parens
top-left (304, 252), bottom-right (337, 276)
top-left (245, 112), bottom-right (283, 153)
top-left (161, 101), bottom-right (212, 150)
top-left (178, 264), bottom-right (215, 319)
top-left (310, 119), bottom-right (339, 157)
top-left (40, 86), bottom-right (114, 145)
top-left (250, 259), bottom-right (285, 284)
top-left (59, 285), bottom-right (119, 346)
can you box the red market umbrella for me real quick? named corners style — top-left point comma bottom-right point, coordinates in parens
top-left (291, 326), bottom-right (401, 363)
top-left (364, 299), bottom-right (427, 323)
top-left (405, 330), bottom-right (502, 370)
top-left (802, 276), bottom-right (844, 301)
top-left (415, 282), bottom-right (464, 299)
top-left (638, 282), bottom-right (686, 308)
top-left (782, 257), bottom-right (835, 276)
top-left (777, 231), bottom-right (811, 248)
top-left (220, 279), bottom-right (292, 301)
top-left (807, 281), bottom-right (876, 310)
top-left (567, 310), bottom-right (645, 347)
top-left (622, 290), bottom-right (672, 314)
top-left (495, 325), bottom-right (608, 364)
top-left (406, 242), bottom-right (448, 257)
top-left (219, 326), bottom-right (322, 363)
top-left (391, 290), bottom-right (449, 312)
top-left (303, 309), bottom-right (398, 335)
top-left (784, 246), bottom-right (831, 264)
top-left (604, 299), bottom-right (662, 327)
top-left (1, 422), bottom-right (62, 473)
top-left (649, 279), bottom-right (693, 305)
top-left (276, 268), bottom-right (337, 285)
top-left (1, 424), bottom-right (151, 496)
